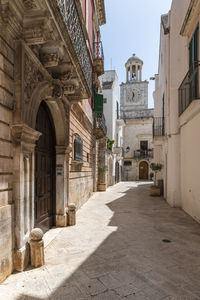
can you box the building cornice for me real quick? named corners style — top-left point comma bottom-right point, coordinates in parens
top-left (95, 0), bottom-right (106, 26)
top-left (180, 0), bottom-right (200, 36)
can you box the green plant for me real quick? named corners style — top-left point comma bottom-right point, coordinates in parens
top-left (98, 165), bottom-right (108, 173)
top-left (107, 137), bottom-right (115, 151)
top-left (150, 172), bottom-right (154, 180)
top-left (150, 163), bottom-right (162, 185)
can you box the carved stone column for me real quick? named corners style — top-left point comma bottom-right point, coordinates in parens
top-left (97, 137), bottom-right (108, 191)
top-left (11, 124), bottom-right (41, 272)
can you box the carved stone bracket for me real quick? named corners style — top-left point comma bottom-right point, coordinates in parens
top-left (40, 41), bottom-right (64, 68)
top-left (11, 124), bottom-right (41, 150)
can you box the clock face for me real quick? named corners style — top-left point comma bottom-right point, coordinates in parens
top-left (127, 88), bottom-right (141, 103)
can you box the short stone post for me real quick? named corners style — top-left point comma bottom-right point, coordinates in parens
top-left (29, 228), bottom-right (44, 268)
top-left (68, 203), bottom-right (76, 226)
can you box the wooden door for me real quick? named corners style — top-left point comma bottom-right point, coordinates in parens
top-left (139, 161), bottom-right (149, 180)
top-left (115, 162), bottom-right (119, 183)
top-left (35, 102), bottom-right (55, 232)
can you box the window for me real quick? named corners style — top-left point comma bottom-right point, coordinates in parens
top-left (189, 25), bottom-right (199, 67)
top-left (74, 135), bottom-right (83, 161)
top-left (124, 160), bottom-right (132, 166)
top-left (189, 26), bottom-right (199, 100)
top-left (116, 102), bottom-right (119, 119)
top-left (140, 141), bottom-right (148, 151)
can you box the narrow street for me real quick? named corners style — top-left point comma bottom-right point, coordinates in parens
top-left (1, 182), bottom-right (200, 300)
top-left (0, 182), bottom-right (200, 300)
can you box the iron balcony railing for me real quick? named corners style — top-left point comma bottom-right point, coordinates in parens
top-left (93, 112), bottom-right (107, 136)
top-left (179, 61), bottom-right (199, 116)
top-left (153, 117), bottom-right (165, 137)
top-left (133, 149), bottom-right (154, 159)
top-left (93, 41), bottom-right (104, 61)
top-left (57, 0), bottom-right (92, 93)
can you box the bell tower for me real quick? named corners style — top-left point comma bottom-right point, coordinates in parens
top-left (120, 53), bottom-right (149, 112)
top-left (125, 53), bottom-right (143, 82)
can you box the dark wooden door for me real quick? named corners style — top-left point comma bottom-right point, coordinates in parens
top-left (35, 102), bottom-right (55, 232)
top-left (115, 162), bottom-right (119, 183)
top-left (139, 161), bottom-right (149, 180)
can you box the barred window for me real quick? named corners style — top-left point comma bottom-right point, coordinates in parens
top-left (74, 135), bottom-right (83, 161)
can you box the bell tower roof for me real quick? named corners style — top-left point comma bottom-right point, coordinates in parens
top-left (125, 54), bottom-right (143, 67)
top-left (125, 53), bottom-right (143, 83)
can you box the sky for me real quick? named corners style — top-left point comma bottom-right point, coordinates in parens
top-left (101, 0), bottom-right (172, 108)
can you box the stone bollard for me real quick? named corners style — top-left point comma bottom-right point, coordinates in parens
top-left (68, 203), bottom-right (76, 226)
top-left (29, 228), bottom-right (44, 268)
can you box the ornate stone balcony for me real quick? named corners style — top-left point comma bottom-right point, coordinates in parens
top-left (93, 41), bottom-right (104, 76)
top-left (93, 112), bottom-right (107, 139)
top-left (56, 0), bottom-right (92, 96)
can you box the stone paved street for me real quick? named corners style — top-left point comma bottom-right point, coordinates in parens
top-left (1, 182), bottom-right (200, 300)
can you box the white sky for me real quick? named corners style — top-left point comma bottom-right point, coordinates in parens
top-left (101, 0), bottom-right (172, 108)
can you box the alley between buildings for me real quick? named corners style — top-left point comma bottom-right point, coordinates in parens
top-left (0, 182), bottom-right (200, 300)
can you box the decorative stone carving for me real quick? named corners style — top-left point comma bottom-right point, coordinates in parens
top-left (40, 53), bottom-right (59, 68)
top-left (40, 41), bottom-right (64, 68)
top-left (24, 54), bottom-right (44, 102)
top-left (11, 124), bottom-right (42, 149)
top-left (29, 228), bottom-right (44, 268)
top-left (22, 0), bottom-right (37, 10)
top-left (52, 83), bottom-right (63, 98)
top-left (63, 85), bottom-right (75, 95)
top-left (24, 26), bottom-right (46, 45)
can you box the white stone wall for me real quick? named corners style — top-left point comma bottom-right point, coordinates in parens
top-left (99, 70), bottom-right (121, 184)
top-left (154, 0), bottom-right (200, 224)
top-left (123, 119), bottom-right (154, 181)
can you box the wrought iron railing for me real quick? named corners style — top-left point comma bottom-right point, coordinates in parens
top-left (133, 150), bottom-right (154, 159)
top-left (179, 61), bottom-right (199, 116)
top-left (93, 41), bottom-right (104, 61)
top-left (93, 112), bottom-right (107, 135)
top-left (153, 117), bottom-right (165, 137)
top-left (57, 0), bottom-right (92, 93)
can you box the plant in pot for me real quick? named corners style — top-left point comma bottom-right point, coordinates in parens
top-left (150, 163), bottom-right (162, 196)
top-left (107, 138), bottom-right (115, 151)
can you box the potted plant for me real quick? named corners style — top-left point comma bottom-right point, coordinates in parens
top-left (107, 138), bottom-right (115, 151)
top-left (150, 163), bottom-right (162, 196)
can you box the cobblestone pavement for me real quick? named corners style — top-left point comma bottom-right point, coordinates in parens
top-left (1, 182), bottom-right (200, 300)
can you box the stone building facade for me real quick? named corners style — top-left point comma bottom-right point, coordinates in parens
top-left (0, 0), bottom-right (106, 283)
top-left (153, 0), bottom-right (200, 223)
top-left (99, 70), bottom-right (124, 186)
top-left (121, 54), bottom-right (154, 181)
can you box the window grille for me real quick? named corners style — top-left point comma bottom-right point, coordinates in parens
top-left (74, 135), bottom-right (83, 161)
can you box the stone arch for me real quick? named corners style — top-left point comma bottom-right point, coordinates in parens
top-left (24, 81), bottom-right (67, 146)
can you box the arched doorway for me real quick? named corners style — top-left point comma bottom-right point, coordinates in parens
top-left (139, 161), bottom-right (149, 180)
top-left (35, 101), bottom-right (56, 232)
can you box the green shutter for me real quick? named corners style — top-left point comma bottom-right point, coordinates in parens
top-left (94, 92), bottom-right (103, 112)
